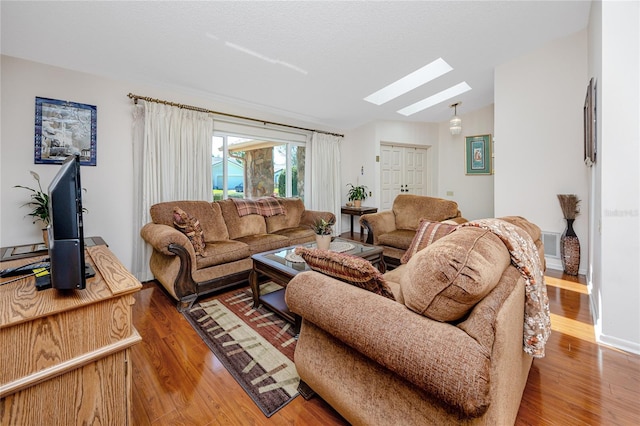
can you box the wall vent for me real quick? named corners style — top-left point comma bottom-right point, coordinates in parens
top-left (542, 231), bottom-right (561, 258)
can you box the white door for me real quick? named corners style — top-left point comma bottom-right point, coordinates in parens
top-left (405, 148), bottom-right (427, 195)
top-left (380, 145), bottom-right (402, 210)
top-left (380, 144), bottom-right (429, 210)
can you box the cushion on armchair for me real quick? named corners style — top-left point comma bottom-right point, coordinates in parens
top-left (392, 194), bottom-right (461, 230)
top-left (295, 246), bottom-right (395, 300)
top-left (402, 226), bottom-right (511, 322)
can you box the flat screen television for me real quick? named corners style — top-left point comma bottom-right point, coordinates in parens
top-left (47, 154), bottom-right (86, 290)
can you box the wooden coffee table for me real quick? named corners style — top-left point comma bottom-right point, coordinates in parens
top-left (249, 238), bottom-right (384, 332)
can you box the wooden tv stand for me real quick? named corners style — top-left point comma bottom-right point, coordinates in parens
top-left (0, 242), bottom-right (142, 425)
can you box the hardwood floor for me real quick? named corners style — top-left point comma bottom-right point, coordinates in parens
top-left (131, 233), bottom-right (640, 425)
top-left (516, 268), bottom-right (640, 426)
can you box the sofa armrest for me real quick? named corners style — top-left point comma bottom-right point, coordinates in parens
top-left (286, 271), bottom-right (491, 417)
top-left (359, 210), bottom-right (396, 244)
top-left (140, 222), bottom-right (199, 304)
top-left (140, 222), bottom-right (194, 257)
top-left (300, 210), bottom-right (336, 227)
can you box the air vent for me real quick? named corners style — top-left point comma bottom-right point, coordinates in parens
top-left (542, 232), bottom-right (561, 258)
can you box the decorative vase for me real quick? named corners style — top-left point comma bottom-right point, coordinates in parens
top-left (560, 218), bottom-right (580, 276)
top-left (315, 234), bottom-right (331, 250)
top-left (353, 199), bottom-right (362, 208)
top-left (42, 228), bottom-right (49, 248)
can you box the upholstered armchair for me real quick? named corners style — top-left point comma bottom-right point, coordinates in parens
top-left (360, 194), bottom-right (466, 267)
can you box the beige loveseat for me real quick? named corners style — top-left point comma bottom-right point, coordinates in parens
top-left (140, 197), bottom-right (334, 310)
top-left (285, 216), bottom-right (548, 425)
top-left (360, 194), bottom-right (467, 268)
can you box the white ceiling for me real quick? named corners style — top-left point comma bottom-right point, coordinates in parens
top-left (1, 1), bottom-right (591, 130)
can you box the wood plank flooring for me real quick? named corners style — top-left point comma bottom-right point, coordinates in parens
top-left (131, 234), bottom-right (640, 425)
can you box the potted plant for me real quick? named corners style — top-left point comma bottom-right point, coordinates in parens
top-left (346, 183), bottom-right (368, 208)
top-left (15, 171), bottom-right (51, 245)
top-left (311, 217), bottom-right (334, 250)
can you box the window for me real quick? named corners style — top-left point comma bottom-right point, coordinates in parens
top-left (212, 135), bottom-right (306, 201)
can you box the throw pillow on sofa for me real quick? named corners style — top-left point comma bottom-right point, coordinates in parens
top-left (173, 207), bottom-right (207, 256)
top-left (400, 219), bottom-right (457, 264)
top-left (295, 246), bottom-right (395, 300)
top-left (401, 226), bottom-right (510, 322)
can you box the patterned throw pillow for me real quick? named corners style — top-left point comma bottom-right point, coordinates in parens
top-left (295, 246), bottom-right (395, 300)
top-left (401, 219), bottom-right (457, 264)
top-left (173, 207), bottom-right (207, 256)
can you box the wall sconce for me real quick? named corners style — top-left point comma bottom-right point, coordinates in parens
top-left (449, 102), bottom-right (462, 135)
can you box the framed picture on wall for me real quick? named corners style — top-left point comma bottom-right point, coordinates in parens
top-left (465, 134), bottom-right (492, 175)
top-left (583, 78), bottom-right (597, 167)
top-left (34, 97), bottom-right (97, 166)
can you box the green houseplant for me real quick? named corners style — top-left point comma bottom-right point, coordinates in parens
top-left (15, 171), bottom-right (50, 227)
top-left (311, 217), bottom-right (334, 236)
top-left (311, 217), bottom-right (334, 250)
top-left (347, 183), bottom-right (368, 207)
top-left (15, 170), bottom-right (88, 246)
top-left (15, 171), bottom-right (51, 246)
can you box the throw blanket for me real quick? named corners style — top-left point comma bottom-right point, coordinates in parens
top-left (232, 197), bottom-right (286, 217)
top-left (459, 219), bottom-right (551, 358)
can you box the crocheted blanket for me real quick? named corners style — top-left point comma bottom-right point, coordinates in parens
top-left (232, 197), bottom-right (285, 217)
top-left (459, 219), bottom-right (551, 358)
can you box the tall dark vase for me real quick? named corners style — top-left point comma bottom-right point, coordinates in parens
top-left (560, 218), bottom-right (580, 276)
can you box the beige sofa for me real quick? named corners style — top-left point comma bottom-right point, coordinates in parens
top-left (360, 194), bottom-right (467, 268)
top-left (140, 197), bottom-right (334, 310)
top-left (285, 216), bottom-right (547, 425)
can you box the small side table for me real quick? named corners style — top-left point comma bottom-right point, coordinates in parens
top-left (341, 206), bottom-right (378, 238)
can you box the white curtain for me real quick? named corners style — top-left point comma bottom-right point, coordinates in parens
top-left (309, 132), bottom-right (342, 236)
top-left (131, 102), bottom-right (214, 281)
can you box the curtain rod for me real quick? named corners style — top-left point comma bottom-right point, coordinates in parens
top-left (127, 93), bottom-right (344, 138)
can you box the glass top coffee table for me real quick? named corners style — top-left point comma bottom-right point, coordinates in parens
top-left (249, 237), bottom-right (384, 332)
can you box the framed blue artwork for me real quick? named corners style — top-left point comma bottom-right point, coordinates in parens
top-left (34, 97), bottom-right (97, 166)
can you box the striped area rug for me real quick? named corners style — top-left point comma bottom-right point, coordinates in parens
top-left (182, 283), bottom-right (299, 417)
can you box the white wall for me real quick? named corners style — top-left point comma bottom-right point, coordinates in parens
top-left (0, 55), bottom-right (339, 270)
top-left (590, 0), bottom-right (640, 354)
top-left (438, 104), bottom-right (495, 220)
top-left (495, 30), bottom-right (589, 274)
top-left (1, 56), bottom-right (136, 266)
top-left (341, 122), bottom-right (377, 209)
top-left (341, 120), bottom-right (439, 234)
top-left (495, 7), bottom-right (640, 355)
top-left (341, 107), bottom-right (495, 231)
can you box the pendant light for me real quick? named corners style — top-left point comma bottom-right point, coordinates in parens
top-left (449, 102), bottom-right (462, 135)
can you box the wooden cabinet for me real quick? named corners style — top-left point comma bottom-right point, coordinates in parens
top-left (0, 244), bottom-right (141, 425)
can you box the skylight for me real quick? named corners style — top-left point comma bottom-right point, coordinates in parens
top-left (363, 58), bottom-right (453, 105)
top-left (397, 82), bottom-right (472, 116)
